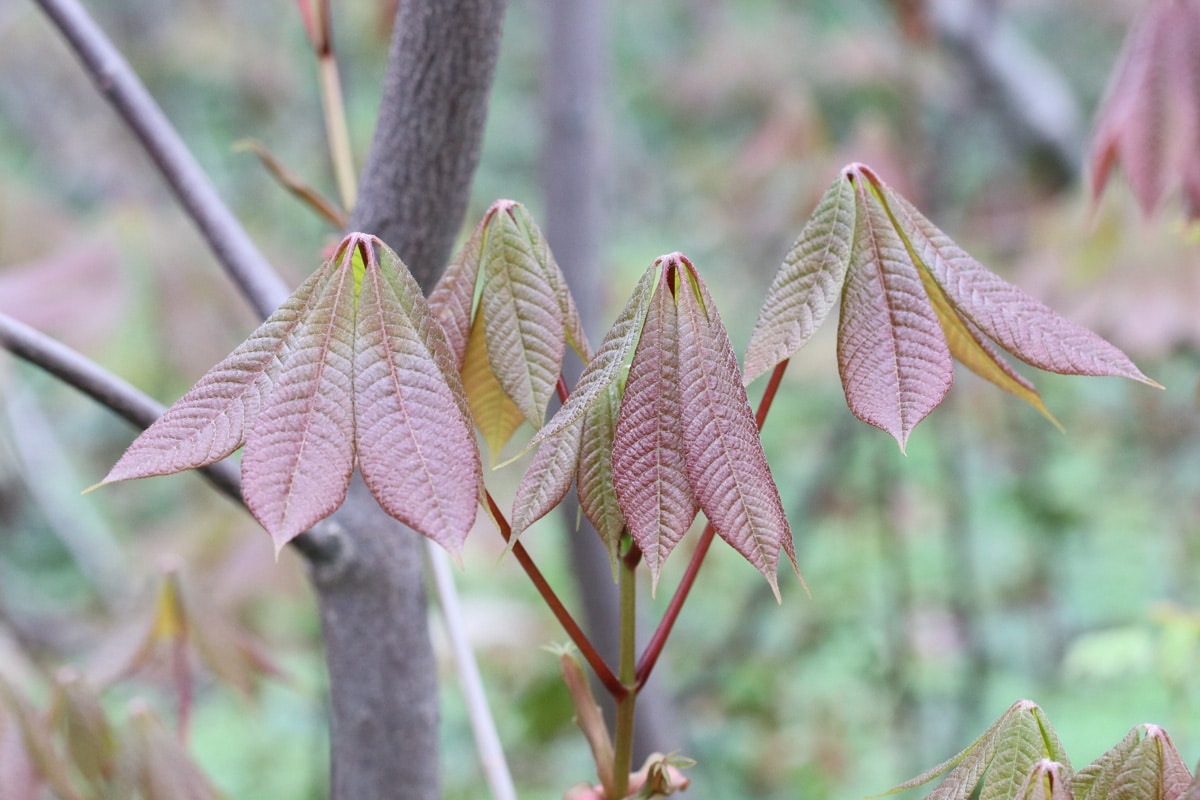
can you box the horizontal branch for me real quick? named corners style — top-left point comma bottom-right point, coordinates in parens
top-left (0, 312), bottom-right (333, 563)
top-left (33, 0), bottom-right (291, 318)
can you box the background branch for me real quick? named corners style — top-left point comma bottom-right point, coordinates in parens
top-left (0, 312), bottom-right (333, 564)
top-left (33, 0), bottom-right (290, 318)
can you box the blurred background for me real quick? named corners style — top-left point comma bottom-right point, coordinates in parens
top-left (2, 0), bottom-right (1199, 797)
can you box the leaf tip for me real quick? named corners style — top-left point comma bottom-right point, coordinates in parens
top-left (767, 572), bottom-right (782, 604)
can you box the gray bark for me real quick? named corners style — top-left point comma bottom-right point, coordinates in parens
top-left (318, 2), bottom-right (508, 799)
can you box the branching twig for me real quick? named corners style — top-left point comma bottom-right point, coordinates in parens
top-left (0, 312), bottom-right (333, 564)
top-left (33, 0), bottom-right (291, 318)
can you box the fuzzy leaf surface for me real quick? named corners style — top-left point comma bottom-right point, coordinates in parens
top-left (511, 415), bottom-right (585, 539)
top-left (428, 210), bottom-right (488, 369)
top-left (917, 266), bottom-right (1060, 428)
top-left (887, 189), bottom-right (1155, 385)
top-left (882, 700), bottom-right (1070, 800)
top-left (530, 264), bottom-right (659, 449)
top-left (1075, 724), bottom-right (1192, 800)
top-left (674, 256), bottom-right (794, 598)
top-left (837, 172), bottom-right (952, 450)
top-left (505, 201), bottom-right (593, 363)
top-left (355, 242), bottom-right (482, 555)
top-left (744, 174), bottom-right (856, 383)
top-left (480, 203), bottom-right (566, 426)
top-left (578, 381), bottom-right (627, 571)
top-left (613, 265), bottom-right (696, 588)
top-left (100, 261), bottom-right (334, 484)
top-left (241, 254), bottom-right (357, 551)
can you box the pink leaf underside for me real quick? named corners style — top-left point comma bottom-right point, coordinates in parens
top-left (511, 415), bottom-right (584, 538)
top-left (577, 381), bottom-right (627, 568)
top-left (887, 189), bottom-right (1154, 384)
top-left (743, 174), bottom-right (856, 383)
top-left (529, 263), bottom-right (659, 450)
top-left (613, 269), bottom-right (696, 587)
top-left (355, 249), bottom-right (482, 554)
top-left (1090, 2), bottom-right (1200, 214)
top-left (675, 260), bottom-right (794, 599)
top-left (241, 261), bottom-right (357, 551)
top-left (101, 261), bottom-right (336, 484)
top-left (481, 207), bottom-right (567, 427)
top-left (837, 179), bottom-right (953, 449)
top-left (428, 211), bottom-right (488, 369)
top-left (375, 242), bottom-right (481, 456)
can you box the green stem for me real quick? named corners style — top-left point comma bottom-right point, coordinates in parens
top-left (610, 543), bottom-right (640, 798)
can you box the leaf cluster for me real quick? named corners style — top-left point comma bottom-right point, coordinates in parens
top-left (885, 700), bottom-right (1200, 800)
top-left (744, 164), bottom-right (1156, 450)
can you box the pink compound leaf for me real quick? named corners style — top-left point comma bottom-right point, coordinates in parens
top-left (612, 265), bottom-right (696, 591)
top-left (355, 239), bottom-right (482, 557)
top-left (837, 167), bottom-right (953, 451)
top-left (672, 254), bottom-right (796, 600)
top-left (96, 261), bottom-right (336, 487)
top-left (241, 243), bottom-right (358, 553)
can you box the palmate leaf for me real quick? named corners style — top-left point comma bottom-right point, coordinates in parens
top-left (743, 174), bottom-right (856, 384)
top-left (882, 184), bottom-right (1157, 386)
top-left (672, 254), bottom-right (797, 599)
top-left (1073, 724), bottom-right (1192, 800)
top-left (1088, 0), bottom-right (1200, 217)
top-left (746, 162), bottom-right (1157, 449)
top-left (578, 381), bottom-right (627, 573)
top-left (241, 251), bottom-right (357, 548)
top-left (613, 264), bottom-right (696, 590)
top-left (510, 264), bottom-right (659, 538)
top-left (881, 699), bottom-right (1071, 800)
top-left (100, 234), bottom-right (481, 555)
top-left (838, 170), bottom-right (952, 450)
top-left (355, 240), bottom-right (482, 557)
top-left (528, 254), bottom-right (796, 590)
top-left (97, 261), bottom-right (336, 485)
top-left (510, 414), bottom-right (584, 539)
top-left (480, 203), bottom-right (567, 427)
top-left (431, 201), bottom-right (592, 458)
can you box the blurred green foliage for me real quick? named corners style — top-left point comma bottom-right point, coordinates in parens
top-left (2, 0), bottom-right (1199, 798)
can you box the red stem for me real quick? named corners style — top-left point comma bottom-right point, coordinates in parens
top-left (484, 491), bottom-right (625, 698)
top-left (635, 359), bottom-right (789, 689)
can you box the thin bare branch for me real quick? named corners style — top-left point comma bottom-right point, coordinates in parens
top-left (33, 0), bottom-right (291, 318)
top-left (0, 312), bottom-right (334, 563)
top-left (426, 543), bottom-right (516, 800)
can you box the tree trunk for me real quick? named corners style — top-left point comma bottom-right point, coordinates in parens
top-left (316, 2), bottom-right (507, 798)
